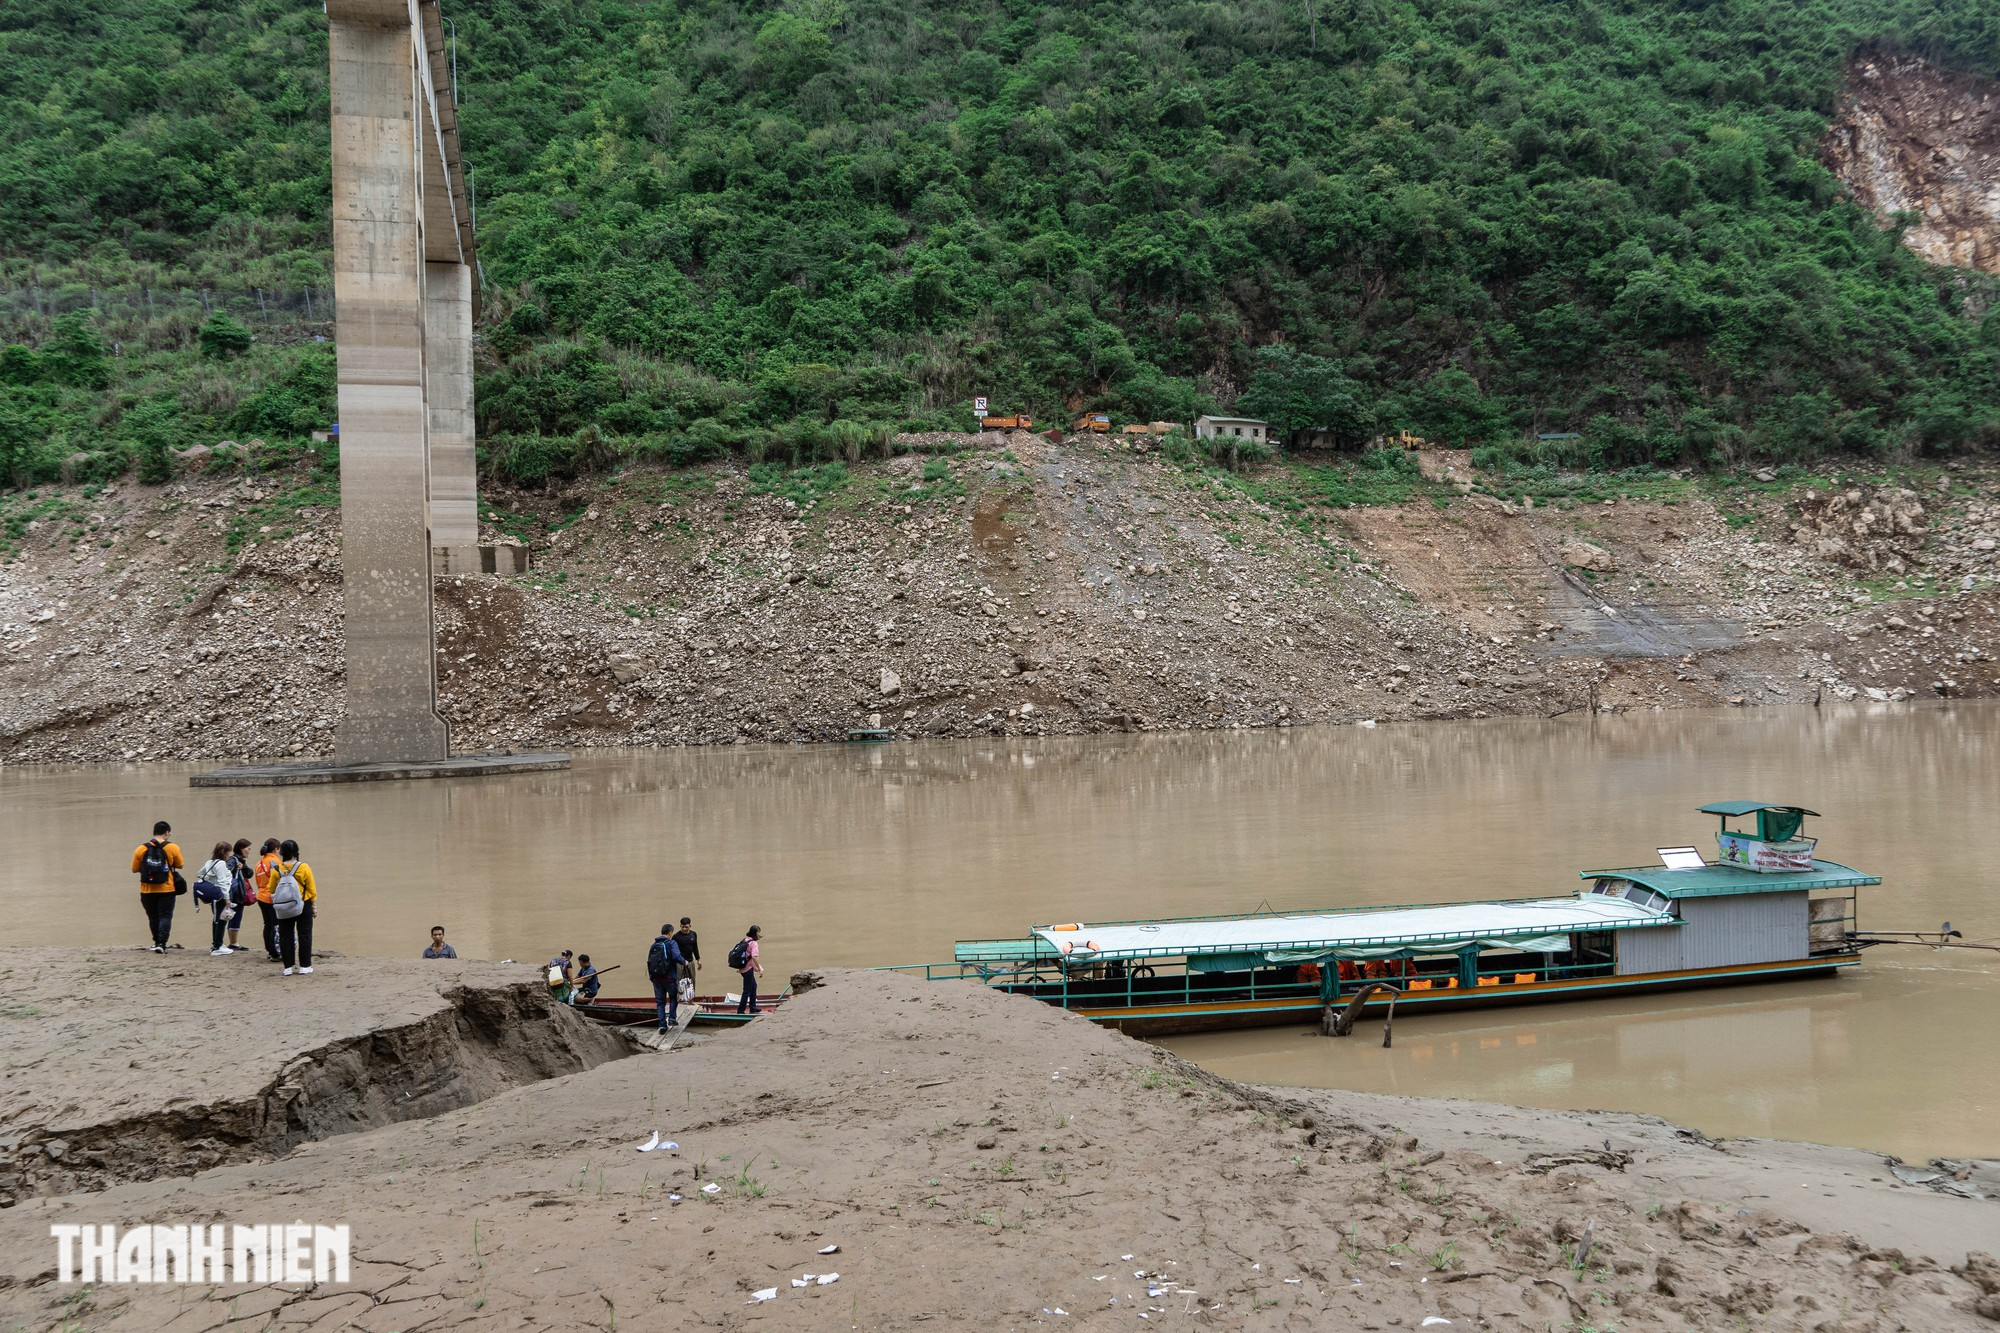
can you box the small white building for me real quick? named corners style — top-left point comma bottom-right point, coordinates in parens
top-left (1194, 415), bottom-right (1269, 443)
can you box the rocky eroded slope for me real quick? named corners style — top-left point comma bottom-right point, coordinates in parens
top-left (1826, 52), bottom-right (2000, 274)
top-left (2, 437), bottom-right (1999, 763)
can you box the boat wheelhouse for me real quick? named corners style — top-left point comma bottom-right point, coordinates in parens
top-left (905, 802), bottom-right (1875, 1036)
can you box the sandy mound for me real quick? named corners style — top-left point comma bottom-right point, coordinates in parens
top-left (1, 966), bottom-right (1995, 1328)
top-left (0, 948), bottom-right (629, 1204)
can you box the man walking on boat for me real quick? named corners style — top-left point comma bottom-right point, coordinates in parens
top-left (672, 916), bottom-right (700, 1002)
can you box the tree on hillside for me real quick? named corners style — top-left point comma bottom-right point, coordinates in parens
top-left (197, 314), bottom-right (254, 360)
top-left (1237, 348), bottom-right (1377, 449)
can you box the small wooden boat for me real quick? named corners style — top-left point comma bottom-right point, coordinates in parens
top-left (573, 992), bottom-right (788, 1028)
top-left (893, 801), bottom-right (1878, 1037)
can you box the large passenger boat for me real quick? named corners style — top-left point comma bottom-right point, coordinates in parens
top-left (895, 802), bottom-right (1874, 1037)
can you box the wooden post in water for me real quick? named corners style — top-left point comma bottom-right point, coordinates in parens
top-left (1323, 981), bottom-right (1402, 1047)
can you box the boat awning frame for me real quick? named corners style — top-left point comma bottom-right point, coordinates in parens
top-left (1581, 859), bottom-right (1880, 900)
top-left (1024, 895), bottom-right (1676, 964)
top-left (1696, 801), bottom-right (1821, 817)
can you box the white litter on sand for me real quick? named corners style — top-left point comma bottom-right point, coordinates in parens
top-left (817, 1273), bottom-right (840, 1285)
top-left (635, 1131), bottom-right (660, 1152)
top-left (701, 1182), bottom-right (721, 1195)
top-left (749, 1288), bottom-right (777, 1303)
top-left (818, 1244), bottom-right (840, 1255)
top-left (1422, 1319), bottom-right (1453, 1327)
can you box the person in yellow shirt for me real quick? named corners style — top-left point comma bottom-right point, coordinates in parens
top-left (271, 839), bottom-right (318, 975)
top-left (131, 820), bottom-right (184, 953)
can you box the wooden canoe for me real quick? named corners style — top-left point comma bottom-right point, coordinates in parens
top-left (572, 993), bottom-right (788, 1028)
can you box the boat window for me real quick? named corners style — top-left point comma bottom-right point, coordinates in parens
top-left (1621, 885), bottom-right (1669, 911)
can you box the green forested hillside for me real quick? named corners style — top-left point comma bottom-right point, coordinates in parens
top-left (4, 0), bottom-right (2000, 487)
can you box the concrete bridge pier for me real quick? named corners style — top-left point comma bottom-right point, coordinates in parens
top-left (193, 0), bottom-right (563, 785)
top-left (328, 4), bottom-right (451, 766)
top-left (426, 259), bottom-right (482, 578)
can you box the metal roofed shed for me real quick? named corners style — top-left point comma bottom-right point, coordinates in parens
top-left (1580, 861), bottom-right (1880, 899)
top-left (1031, 895), bottom-right (1674, 965)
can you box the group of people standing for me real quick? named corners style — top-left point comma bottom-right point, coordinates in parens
top-left (645, 919), bottom-right (764, 1033)
top-left (131, 820), bottom-right (320, 975)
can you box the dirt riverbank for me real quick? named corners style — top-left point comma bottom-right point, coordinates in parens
top-left (0, 949), bottom-right (629, 1206)
top-left (1, 963), bottom-right (1996, 1330)
top-left (2, 441), bottom-right (1999, 762)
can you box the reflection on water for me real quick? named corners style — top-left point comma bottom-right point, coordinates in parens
top-left (3, 702), bottom-right (1996, 1158)
top-left (1162, 970), bottom-right (2000, 1161)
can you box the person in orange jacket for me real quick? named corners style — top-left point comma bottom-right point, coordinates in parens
top-left (131, 820), bottom-right (184, 952)
top-left (252, 837), bottom-right (282, 961)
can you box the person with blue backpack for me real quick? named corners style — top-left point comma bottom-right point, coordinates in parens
top-left (193, 841), bottom-right (237, 956)
top-left (645, 925), bottom-right (687, 1033)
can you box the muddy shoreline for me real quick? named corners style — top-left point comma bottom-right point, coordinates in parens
top-left (1, 959), bottom-right (1996, 1329)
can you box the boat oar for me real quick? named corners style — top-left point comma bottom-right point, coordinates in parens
top-left (1849, 921), bottom-right (2000, 952)
top-left (1852, 936), bottom-right (2000, 953)
top-left (566, 964), bottom-right (620, 998)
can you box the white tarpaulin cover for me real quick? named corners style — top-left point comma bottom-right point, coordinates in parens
top-left (1033, 894), bottom-right (1674, 963)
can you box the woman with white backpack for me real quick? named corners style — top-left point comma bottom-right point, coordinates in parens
top-left (269, 839), bottom-right (318, 976)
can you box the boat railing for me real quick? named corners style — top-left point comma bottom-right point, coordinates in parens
top-left (879, 952), bottom-right (1621, 1008)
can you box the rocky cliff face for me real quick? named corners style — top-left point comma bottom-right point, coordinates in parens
top-left (1824, 54), bottom-right (2000, 274)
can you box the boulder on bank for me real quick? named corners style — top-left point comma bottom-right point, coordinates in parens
top-left (1560, 537), bottom-right (1618, 573)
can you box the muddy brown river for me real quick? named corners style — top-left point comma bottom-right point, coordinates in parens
top-left (5, 703), bottom-right (1995, 1161)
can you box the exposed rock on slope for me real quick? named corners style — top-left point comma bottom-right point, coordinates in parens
top-left (2, 443), bottom-right (1999, 762)
top-left (1825, 53), bottom-right (2000, 273)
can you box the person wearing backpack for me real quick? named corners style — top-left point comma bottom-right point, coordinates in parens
top-left (269, 839), bottom-right (317, 976)
top-left (730, 925), bottom-right (764, 1015)
top-left (252, 838), bottom-right (282, 961)
top-left (645, 926), bottom-right (686, 1033)
top-left (222, 838), bottom-right (254, 952)
top-left (194, 841), bottom-right (237, 956)
top-left (130, 820), bottom-right (184, 953)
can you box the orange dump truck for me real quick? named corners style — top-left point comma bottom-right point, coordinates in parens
top-left (1072, 412), bottom-right (1111, 433)
top-left (981, 414), bottom-right (1033, 430)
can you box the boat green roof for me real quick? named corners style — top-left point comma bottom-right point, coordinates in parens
top-left (1581, 859), bottom-right (1879, 898)
top-left (1696, 801), bottom-right (1820, 817)
top-left (955, 936), bottom-right (1061, 965)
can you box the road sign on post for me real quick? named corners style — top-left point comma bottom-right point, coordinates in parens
top-left (974, 396), bottom-right (988, 414)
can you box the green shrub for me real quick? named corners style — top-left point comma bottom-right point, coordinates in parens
top-left (197, 314), bottom-right (254, 360)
